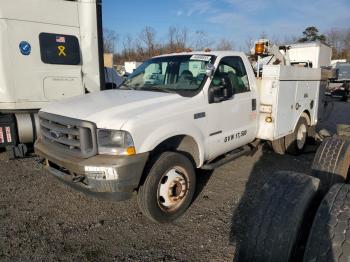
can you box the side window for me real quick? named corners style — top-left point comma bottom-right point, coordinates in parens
top-left (39, 33), bottom-right (81, 65)
top-left (210, 56), bottom-right (250, 94)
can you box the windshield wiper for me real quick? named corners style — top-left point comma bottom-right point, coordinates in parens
top-left (140, 86), bottom-right (176, 94)
top-left (119, 85), bottom-right (135, 90)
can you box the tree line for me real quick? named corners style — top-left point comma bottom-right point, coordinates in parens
top-left (103, 26), bottom-right (350, 65)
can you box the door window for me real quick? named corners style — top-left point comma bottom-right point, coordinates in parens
top-left (211, 56), bottom-right (250, 94)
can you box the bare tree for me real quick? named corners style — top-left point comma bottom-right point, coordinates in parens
top-left (176, 27), bottom-right (188, 50)
top-left (122, 34), bottom-right (134, 61)
top-left (168, 26), bottom-right (177, 52)
top-left (103, 28), bottom-right (118, 53)
top-left (216, 38), bottom-right (234, 51)
top-left (166, 26), bottom-right (188, 52)
top-left (139, 26), bottom-right (156, 58)
top-left (244, 37), bottom-right (254, 53)
top-left (326, 28), bottom-right (350, 59)
top-left (192, 30), bottom-right (213, 51)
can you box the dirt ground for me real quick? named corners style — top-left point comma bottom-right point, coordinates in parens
top-left (0, 101), bottom-right (349, 261)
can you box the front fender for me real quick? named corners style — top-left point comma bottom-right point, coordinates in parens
top-left (135, 122), bottom-right (206, 168)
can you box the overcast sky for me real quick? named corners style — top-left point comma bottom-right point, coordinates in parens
top-left (102, 0), bottom-right (350, 51)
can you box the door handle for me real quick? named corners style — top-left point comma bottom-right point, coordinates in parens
top-left (252, 99), bottom-right (257, 111)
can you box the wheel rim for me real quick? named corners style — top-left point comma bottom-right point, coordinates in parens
top-left (157, 167), bottom-right (188, 211)
top-left (297, 123), bottom-right (307, 150)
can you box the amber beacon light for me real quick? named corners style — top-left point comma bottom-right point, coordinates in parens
top-left (255, 42), bottom-right (266, 55)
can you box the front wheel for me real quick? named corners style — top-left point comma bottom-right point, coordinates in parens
top-left (137, 151), bottom-right (196, 223)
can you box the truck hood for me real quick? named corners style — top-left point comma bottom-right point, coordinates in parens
top-left (41, 90), bottom-right (187, 129)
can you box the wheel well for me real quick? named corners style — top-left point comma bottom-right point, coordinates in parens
top-left (150, 135), bottom-right (200, 167)
top-left (302, 110), bottom-right (311, 126)
top-left (136, 135), bottom-right (200, 190)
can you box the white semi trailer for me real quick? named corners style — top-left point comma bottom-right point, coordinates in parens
top-left (0, 0), bottom-right (105, 157)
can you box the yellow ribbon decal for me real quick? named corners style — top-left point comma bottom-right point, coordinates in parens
top-left (58, 45), bottom-right (66, 56)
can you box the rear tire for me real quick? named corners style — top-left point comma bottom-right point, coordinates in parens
top-left (271, 137), bottom-right (286, 155)
top-left (310, 136), bottom-right (350, 196)
top-left (137, 151), bottom-right (196, 223)
top-left (285, 116), bottom-right (308, 155)
top-left (236, 171), bottom-right (320, 262)
top-left (303, 184), bottom-right (350, 262)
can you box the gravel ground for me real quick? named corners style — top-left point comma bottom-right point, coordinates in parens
top-left (0, 101), bottom-right (349, 261)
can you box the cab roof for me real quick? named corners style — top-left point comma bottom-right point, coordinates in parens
top-left (154, 50), bottom-right (245, 59)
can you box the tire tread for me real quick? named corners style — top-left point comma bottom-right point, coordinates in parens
top-left (303, 184), bottom-right (350, 262)
top-left (311, 137), bottom-right (350, 195)
top-left (237, 171), bottom-right (319, 262)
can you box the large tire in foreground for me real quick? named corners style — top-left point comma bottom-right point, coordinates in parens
top-left (285, 116), bottom-right (308, 155)
top-left (311, 136), bottom-right (350, 196)
top-left (137, 151), bottom-right (196, 223)
top-left (236, 171), bottom-right (320, 262)
top-left (304, 184), bottom-right (350, 262)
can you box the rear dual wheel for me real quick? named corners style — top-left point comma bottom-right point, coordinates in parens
top-left (271, 116), bottom-right (308, 155)
top-left (137, 151), bottom-right (196, 223)
top-left (285, 117), bottom-right (308, 155)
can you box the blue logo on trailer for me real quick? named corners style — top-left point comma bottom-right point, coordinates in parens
top-left (19, 41), bottom-right (31, 56)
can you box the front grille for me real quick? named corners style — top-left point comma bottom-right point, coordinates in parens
top-left (39, 112), bottom-right (97, 158)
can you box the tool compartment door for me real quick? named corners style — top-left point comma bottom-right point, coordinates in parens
top-left (274, 66), bottom-right (321, 138)
top-left (274, 80), bottom-right (297, 138)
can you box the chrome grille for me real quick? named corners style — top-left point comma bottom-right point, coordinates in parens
top-left (39, 112), bottom-right (97, 158)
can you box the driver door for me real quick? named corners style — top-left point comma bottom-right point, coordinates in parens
top-left (206, 56), bottom-right (257, 160)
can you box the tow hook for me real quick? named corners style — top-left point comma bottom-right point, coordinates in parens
top-left (72, 175), bottom-right (86, 184)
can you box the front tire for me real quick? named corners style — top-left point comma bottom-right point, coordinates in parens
top-left (137, 151), bottom-right (196, 223)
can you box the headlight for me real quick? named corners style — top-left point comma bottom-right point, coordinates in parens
top-left (97, 129), bottom-right (136, 156)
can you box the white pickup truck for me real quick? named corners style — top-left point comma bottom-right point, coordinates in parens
top-left (35, 43), bottom-right (326, 222)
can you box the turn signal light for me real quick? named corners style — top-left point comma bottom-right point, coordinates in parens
top-left (126, 146), bottom-right (136, 155)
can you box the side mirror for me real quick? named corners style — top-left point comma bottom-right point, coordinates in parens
top-left (208, 76), bottom-right (233, 103)
top-left (205, 63), bottom-right (216, 77)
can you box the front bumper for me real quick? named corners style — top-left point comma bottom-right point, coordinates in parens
top-left (35, 138), bottom-right (149, 201)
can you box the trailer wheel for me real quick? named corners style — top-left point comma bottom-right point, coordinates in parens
top-left (271, 137), bottom-right (286, 155)
top-left (311, 136), bottom-right (350, 196)
top-left (236, 171), bottom-right (319, 262)
top-left (137, 151), bottom-right (196, 223)
top-left (285, 116), bottom-right (308, 155)
top-left (303, 184), bottom-right (350, 262)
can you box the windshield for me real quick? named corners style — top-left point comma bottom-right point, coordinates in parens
top-left (123, 55), bottom-right (215, 95)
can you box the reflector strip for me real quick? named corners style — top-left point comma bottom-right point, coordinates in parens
top-left (0, 128), bottom-right (4, 143)
top-left (5, 127), bottom-right (12, 143)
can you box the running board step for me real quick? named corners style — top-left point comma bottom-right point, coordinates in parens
top-left (201, 145), bottom-right (251, 170)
